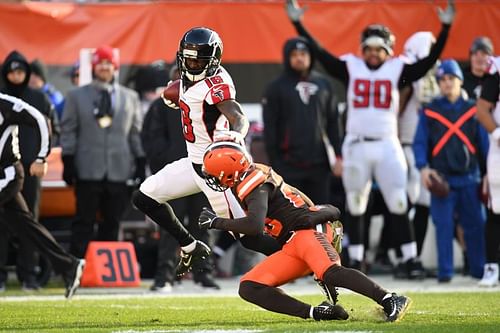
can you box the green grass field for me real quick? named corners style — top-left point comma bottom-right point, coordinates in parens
top-left (1, 291), bottom-right (499, 333)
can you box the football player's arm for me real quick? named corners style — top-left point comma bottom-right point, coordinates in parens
top-left (399, 85), bottom-right (414, 116)
top-left (216, 99), bottom-right (249, 139)
top-left (1, 95), bottom-right (50, 177)
top-left (399, 24), bottom-right (450, 87)
top-left (476, 122), bottom-right (490, 176)
top-left (239, 233), bottom-right (282, 256)
top-left (476, 73), bottom-right (500, 135)
top-left (211, 184), bottom-right (271, 235)
top-left (291, 21), bottom-right (349, 85)
top-left (325, 87), bottom-right (342, 158)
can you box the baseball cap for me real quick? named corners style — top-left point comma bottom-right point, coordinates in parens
top-left (8, 60), bottom-right (28, 73)
top-left (470, 36), bottom-right (494, 55)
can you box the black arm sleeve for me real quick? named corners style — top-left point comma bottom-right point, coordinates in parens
top-left (480, 73), bottom-right (500, 104)
top-left (212, 184), bottom-right (271, 236)
top-left (239, 233), bottom-right (282, 256)
top-left (292, 21), bottom-right (349, 85)
top-left (399, 24), bottom-right (451, 88)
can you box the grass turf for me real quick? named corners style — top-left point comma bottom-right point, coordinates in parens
top-left (1, 292), bottom-right (499, 333)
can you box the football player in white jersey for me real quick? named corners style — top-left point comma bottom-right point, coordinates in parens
top-left (476, 56), bottom-right (500, 287)
top-left (399, 32), bottom-right (440, 259)
top-left (132, 27), bottom-right (279, 278)
top-left (286, 0), bottom-right (455, 278)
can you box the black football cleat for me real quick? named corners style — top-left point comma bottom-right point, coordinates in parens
top-left (381, 293), bottom-right (412, 322)
top-left (175, 241), bottom-right (211, 277)
top-left (312, 301), bottom-right (349, 321)
top-left (194, 272), bottom-right (220, 289)
top-left (63, 259), bottom-right (85, 299)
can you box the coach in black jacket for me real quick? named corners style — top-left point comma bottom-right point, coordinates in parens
top-left (262, 37), bottom-right (340, 204)
top-left (0, 50), bottom-right (58, 290)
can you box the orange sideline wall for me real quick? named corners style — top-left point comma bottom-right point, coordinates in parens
top-left (0, 1), bottom-right (498, 66)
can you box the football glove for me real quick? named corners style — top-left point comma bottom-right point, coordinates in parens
top-left (213, 130), bottom-right (245, 145)
top-left (437, 0), bottom-right (455, 25)
top-left (198, 207), bottom-right (218, 231)
top-left (161, 92), bottom-right (179, 110)
top-left (286, 0), bottom-right (307, 23)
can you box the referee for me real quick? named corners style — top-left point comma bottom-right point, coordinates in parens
top-left (0, 93), bottom-right (84, 298)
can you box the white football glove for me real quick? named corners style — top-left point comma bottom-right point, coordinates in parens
top-left (437, 0), bottom-right (455, 25)
top-left (161, 92), bottom-right (179, 110)
top-left (286, 0), bottom-right (307, 23)
top-left (213, 130), bottom-right (245, 145)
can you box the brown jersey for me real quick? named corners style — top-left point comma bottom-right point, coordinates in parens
top-left (233, 163), bottom-right (339, 245)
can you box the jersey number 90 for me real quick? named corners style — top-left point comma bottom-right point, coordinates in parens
top-left (353, 79), bottom-right (392, 109)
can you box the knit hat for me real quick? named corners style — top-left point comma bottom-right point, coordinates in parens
top-left (470, 36), bottom-right (494, 55)
top-left (436, 59), bottom-right (463, 81)
top-left (30, 59), bottom-right (47, 82)
top-left (92, 45), bottom-right (119, 69)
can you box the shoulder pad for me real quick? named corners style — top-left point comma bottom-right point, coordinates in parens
top-left (236, 164), bottom-right (277, 201)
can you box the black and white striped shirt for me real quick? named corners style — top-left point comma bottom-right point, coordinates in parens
top-left (0, 93), bottom-right (50, 168)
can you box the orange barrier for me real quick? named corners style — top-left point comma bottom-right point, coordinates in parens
top-left (81, 241), bottom-right (141, 287)
top-left (40, 147), bottom-right (76, 218)
top-left (0, 1), bottom-right (498, 65)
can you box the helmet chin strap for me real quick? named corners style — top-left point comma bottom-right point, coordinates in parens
top-left (184, 68), bottom-right (208, 82)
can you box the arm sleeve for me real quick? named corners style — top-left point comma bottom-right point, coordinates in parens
top-left (212, 184), bottom-right (271, 236)
top-left (480, 73), bottom-right (500, 104)
top-left (476, 123), bottom-right (490, 176)
top-left (292, 21), bottom-right (349, 85)
top-left (5, 95), bottom-right (51, 159)
top-left (325, 86), bottom-right (342, 157)
top-left (412, 108), bottom-right (430, 170)
top-left (399, 24), bottom-right (450, 88)
top-left (239, 233), bottom-right (281, 256)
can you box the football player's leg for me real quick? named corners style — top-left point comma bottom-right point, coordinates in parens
top-left (403, 145), bottom-right (421, 205)
top-left (133, 158), bottom-right (200, 247)
top-left (479, 147), bottom-right (500, 286)
top-left (376, 141), bottom-right (424, 277)
top-left (293, 226), bottom-right (395, 315)
top-left (342, 146), bottom-right (371, 265)
top-left (488, 147), bottom-right (500, 215)
top-left (239, 251), bottom-right (313, 319)
top-left (457, 184), bottom-right (486, 279)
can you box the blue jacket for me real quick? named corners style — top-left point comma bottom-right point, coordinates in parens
top-left (413, 95), bottom-right (489, 187)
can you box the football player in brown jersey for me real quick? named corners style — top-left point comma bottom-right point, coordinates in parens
top-left (199, 142), bottom-right (412, 322)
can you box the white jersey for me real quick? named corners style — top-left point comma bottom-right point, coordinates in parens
top-left (342, 54), bottom-right (405, 138)
top-left (179, 66), bottom-right (235, 164)
top-left (398, 69), bottom-right (440, 144)
top-left (487, 56), bottom-right (500, 125)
